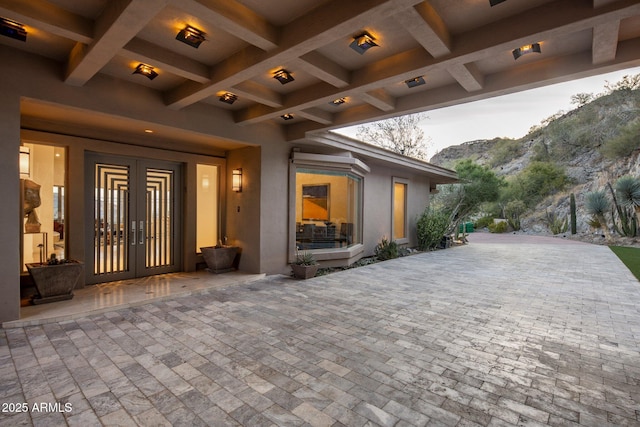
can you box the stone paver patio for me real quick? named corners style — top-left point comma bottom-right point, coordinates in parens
top-left (1, 234), bottom-right (639, 426)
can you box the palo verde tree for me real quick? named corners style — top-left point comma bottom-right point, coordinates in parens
top-left (356, 112), bottom-right (430, 160)
top-left (434, 159), bottom-right (503, 235)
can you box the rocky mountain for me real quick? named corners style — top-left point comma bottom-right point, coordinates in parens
top-left (429, 86), bottom-right (640, 243)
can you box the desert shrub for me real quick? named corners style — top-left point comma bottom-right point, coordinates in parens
top-left (504, 200), bottom-right (526, 231)
top-left (474, 215), bottom-right (494, 229)
top-left (508, 161), bottom-right (570, 208)
top-left (417, 207), bottom-right (450, 251)
top-left (488, 221), bottom-right (508, 233)
top-left (375, 237), bottom-right (398, 260)
top-left (545, 210), bottom-right (568, 234)
top-left (488, 138), bottom-right (523, 167)
top-left (600, 120), bottom-right (640, 159)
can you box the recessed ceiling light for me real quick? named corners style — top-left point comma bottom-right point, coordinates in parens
top-left (0, 18), bottom-right (27, 42)
top-left (512, 43), bottom-right (541, 60)
top-left (176, 25), bottom-right (206, 48)
top-left (350, 32), bottom-right (378, 54)
top-left (330, 98), bottom-right (346, 106)
top-left (489, 0), bottom-right (506, 6)
top-left (219, 92), bottom-right (238, 104)
top-left (133, 63), bottom-right (158, 80)
top-left (273, 69), bottom-right (294, 85)
top-left (144, 129), bottom-right (154, 133)
top-left (405, 76), bottom-right (425, 88)
top-left (281, 114), bottom-right (294, 120)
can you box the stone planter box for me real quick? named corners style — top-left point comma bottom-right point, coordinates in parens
top-left (291, 264), bottom-right (319, 279)
top-left (200, 246), bottom-right (240, 273)
top-left (26, 261), bottom-right (83, 305)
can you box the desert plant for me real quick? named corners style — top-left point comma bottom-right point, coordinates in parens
top-left (474, 215), bottom-right (494, 229)
top-left (417, 207), bottom-right (450, 250)
top-left (615, 176), bottom-right (640, 218)
top-left (504, 200), bottom-right (526, 231)
top-left (375, 237), bottom-right (399, 260)
top-left (585, 190), bottom-right (612, 240)
top-left (488, 221), bottom-right (508, 233)
top-left (570, 193), bottom-right (577, 234)
top-left (545, 209), bottom-right (568, 234)
top-left (609, 180), bottom-right (638, 237)
top-left (293, 251), bottom-right (317, 266)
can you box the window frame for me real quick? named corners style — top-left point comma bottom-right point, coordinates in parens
top-left (392, 177), bottom-right (409, 245)
top-left (289, 152), bottom-right (369, 265)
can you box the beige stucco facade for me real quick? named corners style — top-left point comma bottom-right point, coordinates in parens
top-left (0, 45), bottom-right (456, 323)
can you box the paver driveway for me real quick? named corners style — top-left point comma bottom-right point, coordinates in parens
top-left (1, 234), bottom-right (639, 426)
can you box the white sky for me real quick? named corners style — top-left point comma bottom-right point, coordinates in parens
top-left (334, 66), bottom-right (640, 160)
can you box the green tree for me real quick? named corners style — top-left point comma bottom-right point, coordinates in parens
top-left (507, 161), bottom-right (570, 208)
top-left (435, 159), bottom-right (503, 234)
top-left (356, 113), bottom-right (430, 160)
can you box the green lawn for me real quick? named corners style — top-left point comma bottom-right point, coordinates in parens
top-left (610, 246), bottom-right (640, 281)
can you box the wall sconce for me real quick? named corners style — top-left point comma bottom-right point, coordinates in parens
top-left (19, 145), bottom-right (30, 177)
top-left (405, 76), bottom-right (425, 88)
top-left (176, 25), bottom-right (206, 48)
top-left (133, 63), bottom-right (158, 80)
top-left (232, 168), bottom-right (242, 192)
top-left (350, 32), bottom-right (378, 54)
top-left (330, 97), bottom-right (346, 106)
top-left (0, 18), bottom-right (27, 42)
top-left (219, 92), bottom-right (238, 104)
top-left (273, 69), bottom-right (294, 85)
top-left (512, 43), bottom-right (541, 60)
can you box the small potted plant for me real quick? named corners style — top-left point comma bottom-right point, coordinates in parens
top-left (291, 251), bottom-right (319, 279)
top-left (26, 254), bottom-right (83, 304)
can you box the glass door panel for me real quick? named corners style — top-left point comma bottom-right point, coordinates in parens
top-left (86, 154), bottom-right (182, 284)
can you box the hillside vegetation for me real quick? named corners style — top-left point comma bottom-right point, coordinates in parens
top-left (429, 75), bottom-right (640, 244)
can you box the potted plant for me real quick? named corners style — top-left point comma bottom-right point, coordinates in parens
top-left (291, 251), bottom-right (319, 279)
top-left (200, 241), bottom-right (240, 273)
top-left (26, 254), bottom-right (83, 305)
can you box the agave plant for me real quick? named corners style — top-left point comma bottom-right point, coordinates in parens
top-left (615, 176), bottom-right (640, 218)
top-left (585, 190), bottom-right (612, 240)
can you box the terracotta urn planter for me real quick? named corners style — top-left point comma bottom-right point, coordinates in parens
top-left (200, 246), bottom-right (240, 273)
top-left (26, 261), bottom-right (83, 305)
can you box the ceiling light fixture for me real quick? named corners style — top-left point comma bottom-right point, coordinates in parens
top-left (512, 43), bottom-right (541, 60)
top-left (176, 25), bottom-right (206, 48)
top-left (133, 63), bottom-right (158, 80)
top-left (219, 92), bottom-right (238, 104)
top-left (489, 0), bottom-right (506, 6)
top-left (0, 18), bottom-right (27, 42)
top-left (330, 97), bottom-right (346, 106)
top-left (405, 76), bottom-right (425, 88)
top-left (350, 32), bottom-right (378, 54)
top-left (281, 114), bottom-right (294, 120)
top-left (273, 69), bottom-right (294, 85)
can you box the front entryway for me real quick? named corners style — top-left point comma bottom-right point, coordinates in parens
top-left (85, 153), bottom-right (182, 284)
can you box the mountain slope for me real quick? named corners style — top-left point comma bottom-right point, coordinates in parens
top-left (429, 88), bottom-right (640, 240)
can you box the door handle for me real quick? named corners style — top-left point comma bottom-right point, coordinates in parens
top-left (131, 221), bottom-right (136, 246)
top-left (139, 220), bottom-right (144, 245)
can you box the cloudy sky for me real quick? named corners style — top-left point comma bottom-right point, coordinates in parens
top-left (334, 66), bottom-right (640, 160)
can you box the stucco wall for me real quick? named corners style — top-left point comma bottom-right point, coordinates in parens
top-left (362, 162), bottom-right (431, 256)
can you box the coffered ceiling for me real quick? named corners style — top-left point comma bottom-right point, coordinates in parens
top-left (2, 0), bottom-right (640, 143)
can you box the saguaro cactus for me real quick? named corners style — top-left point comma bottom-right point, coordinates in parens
top-left (570, 193), bottom-right (577, 234)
